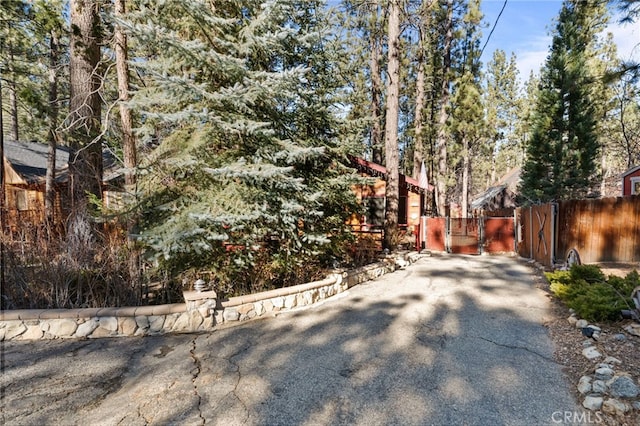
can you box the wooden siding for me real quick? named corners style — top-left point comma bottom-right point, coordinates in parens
top-left (557, 197), bottom-right (640, 263)
top-left (3, 158), bottom-right (26, 185)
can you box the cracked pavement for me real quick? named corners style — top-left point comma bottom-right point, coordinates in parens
top-left (1, 254), bottom-right (585, 425)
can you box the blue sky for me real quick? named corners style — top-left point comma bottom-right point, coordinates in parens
top-left (480, 0), bottom-right (640, 81)
top-left (325, 0), bottom-right (639, 84)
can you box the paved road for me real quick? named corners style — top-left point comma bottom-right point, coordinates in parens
top-left (2, 254), bottom-right (584, 425)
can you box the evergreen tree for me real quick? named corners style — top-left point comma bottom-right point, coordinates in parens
top-left (484, 50), bottom-right (521, 186)
top-left (448, 0), bottom-right (483, 216)
top-left (121, 0), bottom-right (359, 287)
top-left (520, 0), bottom-right (607, 202)
top-left (450, 70), bottom-right (483, 217)
top-left (337, 0), bottom-right (387, 163)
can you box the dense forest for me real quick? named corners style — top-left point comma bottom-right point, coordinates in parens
top-left (0, 0), bottom-right (638, 308)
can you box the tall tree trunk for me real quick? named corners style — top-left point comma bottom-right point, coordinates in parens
top-left (8, 50), bottom-right (19, 142)
top-left (115, 0), bottom-right (136, 190)
top-left (435, 0), bottom-right (453, 216)
top-left (0, 70), bottom-right (5, 309)
top-left (412, 55), bottom-right (425, 178)
top-left (412, 11), bottom-right (428, 179)
top-left (383, 0), bottom-right (401, 251)
top-left (370, 15), bottom-right (383, 165)
top-left (45, 30), bottom-right (60, 229)
top-left (461, 136), bottom-right (469, 218)
top-left (67, 0), bottom-right (103, 262)
top-left (115, 0), bottom-right (140, 292)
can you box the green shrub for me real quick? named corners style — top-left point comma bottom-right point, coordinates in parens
top-left (569, 264), bottom-right (606, 283)
top-left (546, 265), bottom-right (636, 322)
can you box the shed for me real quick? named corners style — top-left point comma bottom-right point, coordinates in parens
top-left (471, 168), bottom-right (520, 215)
top-left (621, 165), bottom-right (640, 196)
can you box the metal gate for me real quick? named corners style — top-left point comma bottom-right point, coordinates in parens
top-left (423, 216), bottom-right (516, 254)
top-left (426, 217), bottom-right (446, 252)
top-left (483, 217), bottom-right (515, 253)
top-left (448, 218), bottom-right (480, 254)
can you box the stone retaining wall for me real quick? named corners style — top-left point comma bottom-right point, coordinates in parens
top-left (0, 252), bottom-right (420, 341)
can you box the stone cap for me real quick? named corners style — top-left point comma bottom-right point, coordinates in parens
top-left (183, 290), bottom-right (218, 302)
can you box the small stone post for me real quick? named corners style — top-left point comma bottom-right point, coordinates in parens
top-left (183, 283), bottom-right (218, 330)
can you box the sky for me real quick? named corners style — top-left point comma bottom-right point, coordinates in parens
top-left (480, 0), bottom-right (640, 81)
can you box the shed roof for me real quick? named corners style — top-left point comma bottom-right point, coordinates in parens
top-left (470, 168), bottom-right (521, 210)
top-left (621, 165), bottom-right (640, 178)
top-left (470, 185), bottom-right (507, 210)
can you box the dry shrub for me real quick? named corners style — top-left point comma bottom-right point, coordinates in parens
top-left (348, 234), bottom-right (382, 267)
top-left (1, 224), bottom-right (142, 310)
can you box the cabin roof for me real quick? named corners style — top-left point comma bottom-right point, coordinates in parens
top-left (349, 156), bottom-right (434, 194)
top-left (470, 168), bottom-right (521, 210)
top-left (4, 140), bottom-right (70, 184)
top-left (4, 140), bottom-right (120, 185)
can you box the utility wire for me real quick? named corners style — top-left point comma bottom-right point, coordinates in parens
top-left (480, 0), bottom-right (508, 60)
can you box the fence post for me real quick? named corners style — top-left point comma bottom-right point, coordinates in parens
top-left (551, 202), bottom-right (558, 266)
top-left (529, 206), bottom-right (533, 260)
top-left (478, 216), bottom-right (485, 255)
top-left (445, 216), bottom-right (451, 253)
top-left (513, 209), bottom-right (518, 253)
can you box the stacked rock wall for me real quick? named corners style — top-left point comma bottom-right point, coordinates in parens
top-left (1, 252), bottom-right (418, 341)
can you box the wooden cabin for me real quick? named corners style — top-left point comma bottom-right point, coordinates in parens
top-left (2, 140), bottom-right (70, 232)
top-left (348, 156), bottom-right (434, 249)
top-left (2, 140), bottom-right (122, 235)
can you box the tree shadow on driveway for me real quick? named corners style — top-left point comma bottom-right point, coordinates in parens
top-left (1, 255), bottom-right (584, 425)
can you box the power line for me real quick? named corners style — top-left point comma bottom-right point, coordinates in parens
top-left (480, 0), bottom-right (508, 60)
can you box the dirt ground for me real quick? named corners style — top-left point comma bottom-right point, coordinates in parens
top-left (532, 263), bottom-right (640, 425)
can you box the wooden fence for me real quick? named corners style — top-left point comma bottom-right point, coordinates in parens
top-left (514, 197), bottom-right (640, 267)
top-left (557, 198), bottom-right (640, 264)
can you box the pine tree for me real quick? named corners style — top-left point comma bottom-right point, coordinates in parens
top-left (520, 0), bottom-right (606, 202)
top-left (484, 50), bottom-right (521, 186)
top-left (338, 0), bottom-right (387, 163)
top-left (434, 0), bottom-right (454, 215)
top-left (0, 1), bottom-right (33, 141)
top-left (121, 0), bottom-right (359, 286)
top-left (448, 0), bottom-right (483, 217)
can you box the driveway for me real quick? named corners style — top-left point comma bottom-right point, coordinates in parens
top-left (1, 254), bottom-right (584, 425)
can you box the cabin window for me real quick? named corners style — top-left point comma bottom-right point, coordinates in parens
top-left (399, 195), bottom-right (407, 225)
top-left (631, 177), bottom-right (640, 195)
top-left (362, 197), bottom-right (385, 227)
top-left (14, 189), bottom-right (29, 211)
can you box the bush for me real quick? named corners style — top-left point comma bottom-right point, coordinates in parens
top-left (546, 265), bottom-right (637, 322)
top-left (2, 228), bottom-right (142, 309)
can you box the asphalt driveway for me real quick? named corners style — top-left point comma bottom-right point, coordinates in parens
top-left (1, 254), bottom-right (584, 425)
